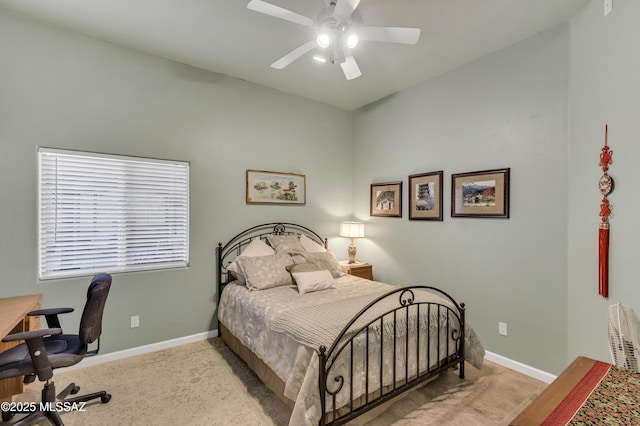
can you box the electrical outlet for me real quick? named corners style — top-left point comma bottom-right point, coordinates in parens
top-left (498, 322), bottom-right (508, 336)
top-left (604, 0), bottom-right (613, 16)
top-left (130, 315), bottom-right (140, 328)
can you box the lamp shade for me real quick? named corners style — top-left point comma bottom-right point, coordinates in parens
top-left (339, 221), bottom-right (365, 239)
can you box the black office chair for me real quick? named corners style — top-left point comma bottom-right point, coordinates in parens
top-left (0, 274), bottom-right (112, 425)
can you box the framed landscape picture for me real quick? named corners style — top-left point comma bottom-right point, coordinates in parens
top-left (246, 170), bottom-right (306, 205)
top-left (409, 171), bottom-right (443, 221)
top-left (451, 168), bottom-right (510, 218)
top-left (370, 181), bottom-right (402, 217)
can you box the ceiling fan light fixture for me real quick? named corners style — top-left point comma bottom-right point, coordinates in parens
top-left (347, 33), bottom-right (358, 48)
top-left (317, 33), bottom-right (331, 48)
top-left (248, 0), bottom-right (421, 81)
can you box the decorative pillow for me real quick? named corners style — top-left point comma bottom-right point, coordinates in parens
top-left (267, 234), bottom-right (304, 254)
top-left (227, 238), bottom-right (274, 284)
top-left (292, 270), bottom-right (336, 294)
top-left (285, 262), bottom-right (320, 274)
top-left (300, 251), bottom-right (344, 278)
top-left (237, 252), bottom-right (294, 290)
top-left (300, 234), bottom-right (327, 253)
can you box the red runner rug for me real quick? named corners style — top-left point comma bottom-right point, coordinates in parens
top-left (542, 361), bottom-right (609, 425)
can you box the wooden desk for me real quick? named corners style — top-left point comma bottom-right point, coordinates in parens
top-left (0, 294), bottom-right (42, 398)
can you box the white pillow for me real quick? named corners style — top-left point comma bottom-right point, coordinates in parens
top-left (292, 270), bottom-right (336, 294)
top-left (300, 234), bottom-right (327, 253)
top-left (227, 238), bottom-right (274, 284)
top-left (242, 237), bottom-right (275, 256)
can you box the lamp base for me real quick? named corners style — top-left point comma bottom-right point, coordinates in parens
top-left (347, 243), bottom-right (357, 264)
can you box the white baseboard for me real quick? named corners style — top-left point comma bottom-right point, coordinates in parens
top-left (484, 350), bottom-right (557, 383)
top-left (60, 330), bottom-right (555, 385)
top-left (58, 329), bottom-right (219, 373)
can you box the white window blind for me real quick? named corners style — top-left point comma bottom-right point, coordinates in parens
top-left (38, 148), bottom-right (189, 279)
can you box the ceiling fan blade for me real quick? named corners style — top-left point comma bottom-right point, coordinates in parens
top-left (247, 0), bottom-right (314, 27)
top-left (271, 40), bottom-right (317, 69)
top-left (333, 0), bottom-right (361, 18)
top-left (340, 53), bottom-right (362, 80)
top-left (358, 26), bottom-right (421, 45)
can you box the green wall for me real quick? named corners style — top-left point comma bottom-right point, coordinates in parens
top-left (351, 26), bottom-right (570, 374)
top-left (0, 11), bottom-right (353, 354)
top-left (568, 0), bottom-right (640, 364)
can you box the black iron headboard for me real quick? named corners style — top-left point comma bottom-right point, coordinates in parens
top-left (216, 222), bottom-right (328, 299)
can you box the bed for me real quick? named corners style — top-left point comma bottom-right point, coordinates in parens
top-left (510, 356), bottom-right (640, 425)
top-left (216, 222), bottom-right (485, 426)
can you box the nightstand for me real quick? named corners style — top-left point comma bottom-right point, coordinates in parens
top-left (339, 261), bottom-right (373, 280)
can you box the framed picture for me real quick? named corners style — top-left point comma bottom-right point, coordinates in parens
top-left (451, 168), bottom-right (510, 218)
top-left (370, 181), bottom-right (402, 217)
top-left (409, 171), bottom-right (443, 221)
top-left (246, 170), bottom-right (306, 205)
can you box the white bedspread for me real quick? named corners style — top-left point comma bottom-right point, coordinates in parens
top-left (218, 275), bottom-right (485, 425)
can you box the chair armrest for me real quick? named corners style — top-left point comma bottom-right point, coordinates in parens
top-left (2, 328), bottom-right (62, 381)
top-left (2, 328), bottom-right (62, 343)
top-left (28, 307), bottom-right (74, 329)
top-left (28, 307), bottom-right (74, 316)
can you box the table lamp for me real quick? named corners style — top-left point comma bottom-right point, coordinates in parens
top-left (339, 221), bottom-right (365, 264)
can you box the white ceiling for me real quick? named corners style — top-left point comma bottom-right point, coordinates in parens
top-left (0, 0), bottom-right (589, 110)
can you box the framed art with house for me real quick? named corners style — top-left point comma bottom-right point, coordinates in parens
top-left (370, 181), bottom-right (402, 217)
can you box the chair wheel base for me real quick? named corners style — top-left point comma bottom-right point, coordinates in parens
top-left (2, 410), bottom-right (15, 422)
top-left (101, 394), bottom-right (112, 404)
top-left (70, 385), bottom-right (80, 394)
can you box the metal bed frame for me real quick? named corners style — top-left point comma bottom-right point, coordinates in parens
top-left (216, 222), bottom-right (466, 426)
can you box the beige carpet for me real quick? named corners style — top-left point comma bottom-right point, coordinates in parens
top-left (5, 338), bottom-right (546, 425)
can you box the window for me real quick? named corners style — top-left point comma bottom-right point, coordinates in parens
top-left (38, 148), bottom-right (189, 279)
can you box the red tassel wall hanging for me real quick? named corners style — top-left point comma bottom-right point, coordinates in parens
top-left (598, 124), bottom-right (614, 298)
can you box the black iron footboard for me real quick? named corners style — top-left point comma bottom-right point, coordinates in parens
top-left (318, 286), bottom-right (465, 426)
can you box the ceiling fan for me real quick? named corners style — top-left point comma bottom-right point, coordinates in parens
top-left (247, 0), bottom-right (421, 80)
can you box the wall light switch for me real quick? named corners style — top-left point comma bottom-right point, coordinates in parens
top-left (604, 0), bottom-right (613, 16)
top-left (130, 315), bottom-right (140, 328)
top-left (498, 322), bottom-right (508, 336)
